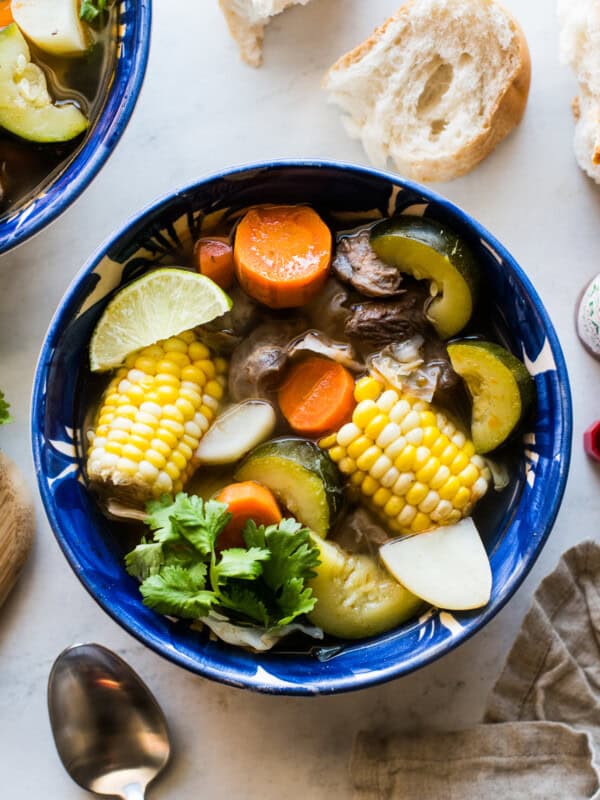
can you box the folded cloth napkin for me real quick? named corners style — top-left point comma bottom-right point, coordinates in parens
top-left (351, 540), bottom-right (600, 799)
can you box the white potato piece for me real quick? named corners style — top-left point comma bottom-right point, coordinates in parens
top-left (379, 518), bottom-right (492, 611)
top-left (12, 0), bottom-right (88, 56)
top-left (195, 400), bottom-right (276, 465)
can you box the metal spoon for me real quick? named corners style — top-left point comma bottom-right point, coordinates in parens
top-left (48, 643), bottom-right (171, 799)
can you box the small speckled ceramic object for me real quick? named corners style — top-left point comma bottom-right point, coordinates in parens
top-left (576, 274), bottom-right (600, 358)
top-left (31, 162), bottom-right (572, 695)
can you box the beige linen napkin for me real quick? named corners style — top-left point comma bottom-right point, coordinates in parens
top-left (352, 540), bottom-right (600, 799)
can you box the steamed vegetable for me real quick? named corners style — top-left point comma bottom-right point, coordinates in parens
top-left (379, 518), bottom-right (492, 610)
top-left (195, 400), bottom-right (276, 465)
top-left (195, 237), bottom-right (235, 290)
top-left (125, 493), bottom-right (321, 631)
top-left (320, 376), bottom-right (490, 534)
top-left (80, 0), bottom-right (109, 24)
top-left (234, 205), bottom-right (332, 308)
top-left (235, 438), bottom-right (344, 537)
top-left (447, 341), bottom-right (535, 453)
top-left (86, 332), bottom-right (228, 502)
top-left (370, 216), bottom-right (479, 338)
top-left (277, 356), bottom-right (356, 437)
top-left (89, 269), bottom-right (232, 373)
top-left (0, 1), bottom-right (13, 27)
top-left (215, 481), bottom-right (282, 549)
top-left (12, 0), bottom-right (88, 56)
top-left (0, 24), bottom-right (88, 142)
top-left (308, 534), bottom-right (422, 639)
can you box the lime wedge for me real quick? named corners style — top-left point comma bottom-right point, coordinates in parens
top-left (89, 269), bottom-right (232, 372)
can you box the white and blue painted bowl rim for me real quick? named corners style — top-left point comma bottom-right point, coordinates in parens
top-left (0, 0), bottom-right (152, 255)
top-left (31, 160), bottom-right (573, 695)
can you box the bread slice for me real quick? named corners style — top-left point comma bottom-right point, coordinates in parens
top-left (323, 0), bottom-right (531, 183)
top-left (219, 0), bottom-right (312, 67)
top-left (558, 0), bottom-right (600, 183)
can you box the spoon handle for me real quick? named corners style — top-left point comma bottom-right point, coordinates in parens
top-left (122, 784), bottom-right (146, 800)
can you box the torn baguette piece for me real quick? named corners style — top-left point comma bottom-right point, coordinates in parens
top-left (558, 0), bottom-right (600, 183)
top-left (0, 452), bottom-right (35, 608)
top-left (323, 0), bottom-right (531, 183)
top-left (219, 0), bottom-right (312, 67)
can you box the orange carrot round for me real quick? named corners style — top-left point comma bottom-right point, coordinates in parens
top-left (234, 205), bottom-right (332, 308)
top-left (194, 237), bottom-right (234, 290)
top-left (278, 356), bottom-right (356, 438)
top-left (0, 1), bottom-right (13, 27)
top-left (216, 481), bottom-right (282, 549)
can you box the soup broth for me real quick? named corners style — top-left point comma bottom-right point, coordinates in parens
top-left (0, 7), bottom-right (117, 216)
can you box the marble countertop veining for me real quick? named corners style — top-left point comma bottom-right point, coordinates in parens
top-left (0, 1), bottom-right (596, 797)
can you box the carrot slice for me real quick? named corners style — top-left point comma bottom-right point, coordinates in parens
top-left (234, 205), bottom-right (332, 308)
top-left (0, 1), bottom-right (13, 26)
top-left (194, 237), bottom-right (234, 290)
top-left (216, 480), bottom-right (282, 549)
top-left (278, 356), bottom-right (356, 437)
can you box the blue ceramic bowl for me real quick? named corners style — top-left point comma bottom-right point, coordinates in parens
top-left (0, 0), bottom-right (151, 254)
top-left (32, 162), bottom-right (572, 695)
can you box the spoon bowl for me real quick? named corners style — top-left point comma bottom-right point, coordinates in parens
top-left (48, 643), bottom-right (170, 799)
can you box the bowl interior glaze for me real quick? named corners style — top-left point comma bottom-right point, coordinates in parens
top-left (32, 162), bottom-right (572, 694)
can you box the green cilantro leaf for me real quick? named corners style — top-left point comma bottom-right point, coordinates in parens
top-left (80, 0), bottom-right (109, 23)
top-left (125, 540), bottom-right (163, 580)
top-left (277, 577), bottom-right (317, 626)
top-left (177, 497), bottom-right (231, 556)
top-left (146, 495), bottom-right (181, 543)
top-left (212, 547), bottom-right (270, 584)
top-left (244, 518), bottom-right (321, 591)
top-left (140, 565), bottom-right (215, 619)
top-left (219, 583), bottom-right (270, 627)
top-left (0, 391), bottom-right (12, 426)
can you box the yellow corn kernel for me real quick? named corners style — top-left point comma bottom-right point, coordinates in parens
top-left (347, 435), bottom-right (371, 460)
top-left (162, 404), bottom-right (185, 423)
top-left (430, 435), bottom-right (450, 457)
top-left (350, 470), bottom-right (366, 487)
top-left (353, 400), bottom-right (379, 430)
top-left (168, 351), bottom-right (191, 368)
top-left (440, 443), bottom-right (459, 466)
top-left (372, 487), bottom-right (392, 508)
top-left (338, 457), bottom-right (356, 475)
top-left (156, 428), bottom-right (178, 449)
top-left (157, 359), bottom-right (181, 377)
top-left (329, 446), bottom-right (345, 463)
top-left (181, 365), bottom-right (206, 385)
top-left (199, 404), bottom-right (214, 421)
top-left (151, 439), bottom-right (172, 458)
top-left (163, 337), bottom-right (188, 354)
top-left (376, 389), bottom-right (399, 413)
top-left (419, 490), bottom-right (440, 514)
top-left (406, 482), bottom-right (428, 506)
top-left (458, 464), bottom-right (479, 487)
top-left (450, 452), bottom-right (470, 475)
top-left (395, 445), bottom-right (416, 472)
top-left (196, 359), bottom-right (216, 379)
top-left (411, 512), bottom-right (432, 533)
top-left (365, 414), bottom-right (390, 440)
top-left (189, 342), bottom-right (210, 362)
top-left (392, 472), bottom-right (413, 496)
top-left (416, 456), bottom-right (440, 485)
top-left (384, 496), bottom-right (404, 517)
top-left (356, 445), bottom-right (382, 472)
top-left (156, 373), bottom-right (180, 389)
top-left (214, 357), bottom-right (228, 374)
top-left (205, 380), bottom-right (224, 400)
top-left (165, 462), bottom-right (181, 481)
top-left (105, 441), bottom-right (122, 456)
top-left (453, 486), bottom-right (472, 510)
top-left (129, 434), bottom-right (150, 452)
top-left (145, 449), bottom-right (167, 470)
top-left (175, 397), bottom-right (196, 421)
top-left (463, 440), bottom-right (475, 458)
top-left (177, 442), bottom-right (193, 461)
top-left (422, 426), bottom-right (439, 448)
top-left (107, 429), bottom-right (129, 444)
top-left (354, 376), bottom-right (382, 402)
top-left (161, 419), bottom-right (185, 437)
top-left (419, 411), bottom-right (437, 428)
top-left (361, 475), bottom-right (379, 496)
top-left (397, 505), bottom-right (417, 527)
top-left (440, 476), bottom-right (461, 501)
top-left (157, 385), bottom-right (179, 404)
top-left (180, 330), bottom-right (196, 344)
top-left (319, 433), bottom-right (338, 449)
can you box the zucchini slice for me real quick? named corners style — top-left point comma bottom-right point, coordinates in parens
top-left (308, 534), bottom-right (423, 639)
top-left (370, 216), bottom-right (479, 339)
top-left (234, 438), bottom-right (343, 537)
top-left (447, 340), bottom-right (535, 453)
top-left (0, 24), bottom-right (88, 143)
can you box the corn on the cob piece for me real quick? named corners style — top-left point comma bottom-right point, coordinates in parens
top-left (320, 376), bottom-right (490, 535)
top-left (87, 330), bottom-right (227, 502)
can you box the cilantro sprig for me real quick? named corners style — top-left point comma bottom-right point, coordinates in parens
top-left (0, 391), bottom-right (12, 426)
top-left (125, 493), bottom-right (321, 630)
top-left (80, 0), bottom-right (109, 24)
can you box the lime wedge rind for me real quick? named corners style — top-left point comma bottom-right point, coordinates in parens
top-left (89, 268), bottom-right (232, 372)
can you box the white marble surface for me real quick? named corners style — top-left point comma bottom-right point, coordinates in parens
top-left (0, 0), bottom-right (597, 796)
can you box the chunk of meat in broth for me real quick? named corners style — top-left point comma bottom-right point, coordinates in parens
top-left (332, 229), bottom-right (403, 297)
top-left (344, 287), bottom-right (430, 350)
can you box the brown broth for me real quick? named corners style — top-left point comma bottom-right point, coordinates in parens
top-left (0, 10), bottom-right (117, 216)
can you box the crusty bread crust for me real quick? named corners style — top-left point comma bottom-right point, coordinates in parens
top-left (324, 0), bottom-right (531, 183)
top-left (219, 1), bottom-right (264, 67)
top-left (0, 452), bottom-right (34, 608)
